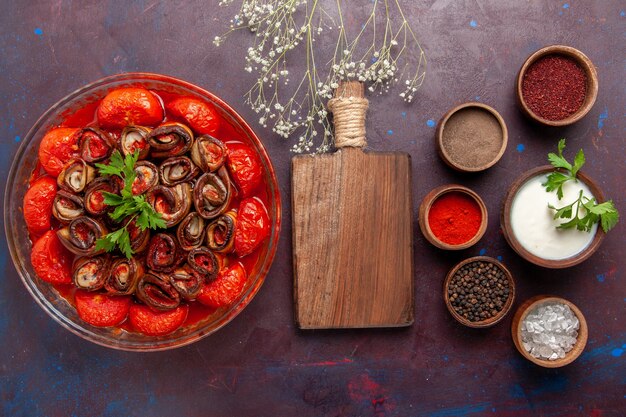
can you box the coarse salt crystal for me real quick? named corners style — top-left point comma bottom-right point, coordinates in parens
top-left (521, 302), bottom-right (579, 361)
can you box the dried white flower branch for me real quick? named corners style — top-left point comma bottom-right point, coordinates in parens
top-left (214, 0), bottom-right (426, 153)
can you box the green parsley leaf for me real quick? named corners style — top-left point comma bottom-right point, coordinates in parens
top-left (137, 209), bottom-right (167, 231)
top-left (102, 192), bottom-right (124, 207)
top-left (548, 200), bottom-right (575, 220)
top-left (94, 149), bottom-right (167, 258)
top-left (549, 193), bottom-right (620, 233)
top-left (543, 140), bottom-right (619, 233)
top-left (547, 139), bottom-right (572, 171)
top-left (543, 172), bottom-right (570, 200)
top-left (571, 148), bottom-right (585, 177)
top-left (95, 150), bottom-right (125, 178)
top-left (117, 228), bottom-right (133, 259)
top-left (95, 228), bottom-right (125, 253)
top-left (600, 205), bottom-right (619, 233)
top-left (123, 150), bottom-right (139, 180)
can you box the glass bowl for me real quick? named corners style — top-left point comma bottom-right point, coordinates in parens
top-left (4, 73), bottom-right (281, 351)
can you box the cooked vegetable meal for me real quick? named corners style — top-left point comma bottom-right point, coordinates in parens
top-left (24, 87), bottom-right (271, 336)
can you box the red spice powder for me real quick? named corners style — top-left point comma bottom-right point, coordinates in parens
top-left (428, 192), bottom-right (482, 245)
top-left (522, 54), bottom-right (587, 121)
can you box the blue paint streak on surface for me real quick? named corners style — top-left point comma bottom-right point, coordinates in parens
top-left (530, 373), bottom-right (569, 396)
top-left (516, 143), bottom-right (525, 152)
top-left (598, 107), bottom-right (608, 129)
top-left (559, 11), bottom-right (563, 16)
top-left (387, 129), bottom-right (394, 135)
top-left (620, 10), bottom-right (625, 17)
top-left (443, 355), bottom-right (449, 361)
top-left (371, 57), bottom-right (378, 63)
top-left (510, 384), bottom-right (526, 398)
top-left (470, 20), bottom-right (477, 27)
top-left (580, 338), bottom-right (626, 362)
top-left (401, 111), bottom-right (407, 118)
top-left (104, 400), bottom-right (130, 417)
top-left (611, 348), bottom-right (623, 357)
top-left (34, 27), bottom-right (43, 36)
top-left (14, 135), bottom-right (20, 142)
top-left (425, 402), bottom-right (490, 417)
top-left (597, 274), bottom-right (606, 283)
top-left (426, 119), bottom-right (436, 128)
top-left (563, 3), bottom-right (570, 9)
top-left (474, 96), bottom-right (481, 101)
top-left (479, 248), bottom-right (486, 256)
top-left (497, 256), bottom-right (502, 261)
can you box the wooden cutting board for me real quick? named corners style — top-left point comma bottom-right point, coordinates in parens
top-left (292, 82), bottom-right (414, 329)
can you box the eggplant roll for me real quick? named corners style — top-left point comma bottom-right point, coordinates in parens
top-left (72, 255), bottom-right (110, 291)
top-left (131, 161), bottom-right (159, 195)
top-left (57, 216), bottom-right (108, 256)
top-left (57, 159), bottom-right (95, 193)
top-left (147, 122), bottom-right (194, 158)
top-left (176, 212), bottom-right (205, 251)
top-left (78, 127), bottom-right (115, 163)
top-left (105, 257), bottom-right (143, 296)
top-left (187, 247), bottom-right (219, 281)
top-left (193, 168), bottom-right (232, 219)
top-left (136, 272), bottom-right (181, 311)
top-left (169, 265), bottom-right (203, 300)
top-left (190, 135), bottom-right (227, 172)
top-left (159, 156), bottom-right (199, 186)
top-left (119, 125), bottom-right (151, 160)
top-left (146, 183), bottom-right (192, 228)
top-left (52, 190), bottom-right (85, 223)
top-left (205, 210), bottom-right (237, 253)
top-left (146, 233), bottom-right (184, 272)
top-left (84, 177), bottom-right (118, 216)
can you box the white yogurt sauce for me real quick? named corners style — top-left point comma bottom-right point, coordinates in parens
top-left (510, 174), bottom-right (597, 260)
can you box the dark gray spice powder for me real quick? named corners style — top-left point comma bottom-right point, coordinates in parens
top-left (441, 108), bottom-right (504, 169)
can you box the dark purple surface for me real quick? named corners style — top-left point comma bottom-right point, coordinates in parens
top-left (1, 1), bottom-right (624, 416)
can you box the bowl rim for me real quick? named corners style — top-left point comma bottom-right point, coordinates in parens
top-left (443, 256), bottom-right (516, 328)
top-left (516, 44), bottom-right (599, 127)
top-left (418, 184), bottom-right (488, 250)
top-left (436, 101), bottom-right (508, 172)
top-left (500, 165), bottom-right (605, 269)
top-left (4, 72), bottom-right (282, 351)
top-left (510, 295), bottom-right (588, 368)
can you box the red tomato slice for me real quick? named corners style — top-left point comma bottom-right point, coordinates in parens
top-left (75, 291), bottom-right (131, 327)
top-left (226, 143), bottom-right (263, 197)
top-left (31, 230), bottom-right (73, 284)
top-left (197, 263), bottom-right (247, 308)
top-left (97, 87), bottom-right (164, 129)
top-left (129, 304), bottom-right (189, 336)
top-left (166, 97), bottom-right (220, 135)
top-left (234, 198), bottom-right (270, 257)
top-left (23, 176), bottom-right (57, 234)
top-left (38, 127), bottom-right (80, 176)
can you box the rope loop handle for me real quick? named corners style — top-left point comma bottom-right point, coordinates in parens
top-left (328, 94), bottom-right (368, 148)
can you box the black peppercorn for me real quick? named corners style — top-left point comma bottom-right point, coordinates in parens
top-left (448, 261), bottom-right (511, 323)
